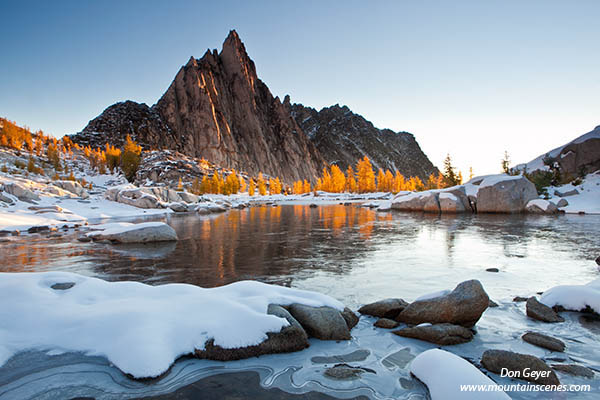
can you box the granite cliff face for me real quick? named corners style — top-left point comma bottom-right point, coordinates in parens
top-left (289, 102), bottom-right (437, 179)
top-left (72, 30), bottom-right (437, 183)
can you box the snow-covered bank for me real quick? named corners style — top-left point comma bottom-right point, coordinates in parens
top-left (0, 271), bottom-right (344, 378)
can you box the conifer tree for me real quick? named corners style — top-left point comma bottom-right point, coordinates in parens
top-left (248, 178), bottom-right (256, 196)
top-left (257, 173), bottom-right (267, 195)
top-left (442, 154), bottom-right (459, 187)
top-left (330, 165), bottom-right (346, 193)
top-left (393, 171), bottom-right (405, 193)
top-left (346, 166), bottom-right (357, 193)
top-left (357, 156), bottom-right (376, 193)
top-left (303, 179), bottom-right (311, 194)
top-left (120, 135), bottom-right (142, 182)
top-left (501, 151), bottom-right (511, 174)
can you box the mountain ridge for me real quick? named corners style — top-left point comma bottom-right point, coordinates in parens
top-left (71, 30), bottom-right (437, 182)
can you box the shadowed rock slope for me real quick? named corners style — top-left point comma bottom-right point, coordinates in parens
top-left (289, 102), bottom-right (437, 180)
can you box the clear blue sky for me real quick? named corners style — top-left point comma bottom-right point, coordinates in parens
top-left (1, 0), bottom-right (598, 175)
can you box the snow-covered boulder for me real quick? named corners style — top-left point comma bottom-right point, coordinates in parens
top-left (439, 192), bottom-right (466, 213)
top-left (540, 278), bottom-right (600, 314)
top-left (410, 349), bottom-right (510, 400)
top-left (476, 175), bottom-right (537, 213)
top-left (52, 180), bottom-right (89, 199)
top-left (392, 192), bottom-right (438, 212)
top-left (0, 271), bottom-right (344, 378)
top-left (87, 222), bottom-right (178, 243)
top-left (195, 304), bottom-right (309, 361)
top-left (2, 182), bottom-right (40, 203)
top-left (526, 199), bottom-right (558, 214)
top-left (397, 280), bottom-right (489, 327)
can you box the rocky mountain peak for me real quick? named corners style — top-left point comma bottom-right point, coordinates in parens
top-left (219, 29), bottom-right (257, 86)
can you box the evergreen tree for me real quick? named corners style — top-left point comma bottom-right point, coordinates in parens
top-left (346, 166), bottom-right (357, 193)
top-left (442, 154), bottom-right (459, 187)
top-left (468, 167), bottom-right (474, 181)
top-left (330, 165), bottom-right (346, 193)
top-left (120, 135), bottom-right (141, 182)
top-left (357, 156), bottom-right (376, 193)
top-left (501, 151), bottom-right (511, 174)
top-left (257, 173), bottom-right (267, 195)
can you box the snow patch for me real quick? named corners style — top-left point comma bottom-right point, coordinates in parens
top-left (0, 271), bottom-right (344, 378)
top-left (410, 349), bottom-right (510, 400)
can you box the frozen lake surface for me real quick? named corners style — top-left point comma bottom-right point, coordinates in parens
top-left (1, 205), bottom-right (599, 399)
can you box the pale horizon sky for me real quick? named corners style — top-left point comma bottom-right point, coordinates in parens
top-left (1, 0), bottom-right (598, 176)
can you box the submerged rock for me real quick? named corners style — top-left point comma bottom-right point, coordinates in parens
top-left (311, 349), bottom-right (370, 364)
top-left (522, 331), bottom-right (565, 352)
top-left (393, 323), bottom-right (473, 345)
top-left (551, 364), bottom-right (595, 378)
top-left (396, 280), bottom-right (489, 327)
top-left (374, 318), bottom-right (400, 329)
top-left (89, 223), bottom-right (178, 244)
top-left (50, 282), bottom-right (75, 290)
top-left (358, 298), bottom-right (408, 319)
top-left (195, 304), bottom-right (308, 361)
top-left (323, 363), bottom-right (375, 380)
top-left (526, 297), bottom-right (565, 323)
top-left (481, 350), bottom-right (560, 385)
top-left (288, 304), bottom-right (351, 340)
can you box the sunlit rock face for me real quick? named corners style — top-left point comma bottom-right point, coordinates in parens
top-left (72, 30), bottom-right (326, 184)
top-left (289, 102), bottom-right (438, 180)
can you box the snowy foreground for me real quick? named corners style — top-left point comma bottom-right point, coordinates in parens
top-left (0, 271), bottom-right (343, 378)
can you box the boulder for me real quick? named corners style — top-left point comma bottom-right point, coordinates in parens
top-left (178, 191), bottom-right (199, 203)
top-left (438, 192), bottom-right (466, 213)
top-left (116, 189), bottom-right (161, 209)
top-left (556, 198), bottom-right (569, 207)
top-left (340, 307), bottom-right (359, 330)
top-left (3, 182), bottom-right (40, 203)
top-left (396, 280), bottom-right (489, 327)
top-left (391, 192), bottom-right (427, 211)
top-left (522, 332), bottom-right (565, 352)
top-left (476, 175), bottom-right (538, 213)
top-left (554, 189), bottom-right (579, 197)
top-left (194, 304), bottom-right (309, 361)
top-left (374, 318), bottom-right (400, 329)
top-left (52, 180), bottom-right (89, 199)
top-left (422, 193), bottom-right (440, 213)
top-left (526, 199), bottom-right (558, 214)
top-left (0, 192), bottom-right (14, 204)
top-left (88, 222), bottom-right (178, 243)
top-left (481, 349), bottom-right (560, 385)
top-left (288, 304), bottom-right (351, 340)
top-left (358, 298), bottom-right (408, 319)
top-left (393, 323), bottom-right (473, 345)
top-left (551, 364), bottom-right (595, 378)
top-left (168, 202), bottom-right (188, 212)
top-left (526, 297), bottom-right (564, 323)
